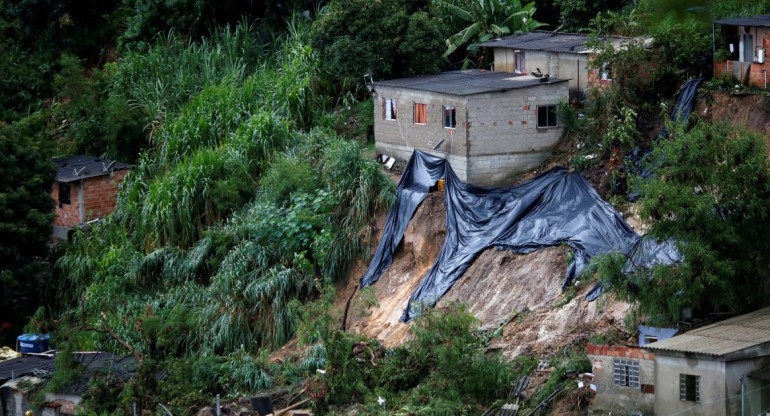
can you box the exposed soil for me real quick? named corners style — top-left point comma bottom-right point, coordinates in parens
top-left (696, 90), bottom-right (770, 150)
top-left (336, 187), bottom-right (630, 356)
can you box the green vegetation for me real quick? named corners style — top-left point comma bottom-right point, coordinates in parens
top-left (596, 122), bottom-right (770, 323)
top-left (3, 0), bottom-right (770, 413)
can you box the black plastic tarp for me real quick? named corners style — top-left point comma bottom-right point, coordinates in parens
top-left (361, 150), bottom-right (682, 322)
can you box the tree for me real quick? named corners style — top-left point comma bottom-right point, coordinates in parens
top-left (435, 0), bottom-right (544, 67)
top-left (311, 0), bottom-right (445, 90)
top-left (0, 113), bottom-right (56, 345)
top-left (600, 121), bottom-right (770, 323)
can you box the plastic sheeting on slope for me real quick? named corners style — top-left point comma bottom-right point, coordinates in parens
top-left (360, 150), bottom-right (682, 322)
top-left (626, 78), bottom-right (703, 200)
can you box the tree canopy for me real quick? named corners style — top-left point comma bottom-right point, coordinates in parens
top-left (598, 121), bottom-right (770, 323)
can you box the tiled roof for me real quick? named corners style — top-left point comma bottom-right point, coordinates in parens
top-left (54, 155), bottom-right (130, 183)
top-left (714, 15), bottom-right (770, 27)
top-left (645, 307), bottom-right (770, 357)
top-left (374, 70), bottom-right (567, 96)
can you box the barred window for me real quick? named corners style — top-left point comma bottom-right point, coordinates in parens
top-left (613, 359), bottom-right (640, 388)
top-left (442, 105), bottom-right (456, 129)
top-left (680, 374), bottom-right (700, 402)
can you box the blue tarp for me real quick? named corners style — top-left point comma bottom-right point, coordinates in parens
top-left (361, 150), bottom-right (682, 322)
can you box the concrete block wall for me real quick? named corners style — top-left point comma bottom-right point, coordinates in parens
top-left (715, 28), bottom-right (770, 87)
top-left (587, 344), bottom-right (655, 416)
top-left (374, 81), bottom-right (567, 186)
top-left (373, 86), bottom-right (469, 159)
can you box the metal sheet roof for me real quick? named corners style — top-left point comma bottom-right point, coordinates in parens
top-left (54, 155), bottom-right (130, 183)
top-left (374, 70), bottom-right (567, 96)
top-left (714, 15), bottom-right (770, 27)
top-left (475, 31), bottom-right (593, 53)
top-left (0, 352), bottom-right (135, 395)
top-left (645, 307), bottom-right (770, 356)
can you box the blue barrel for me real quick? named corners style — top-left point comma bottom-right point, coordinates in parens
top-left (17, 334), bottom-right (51, 353)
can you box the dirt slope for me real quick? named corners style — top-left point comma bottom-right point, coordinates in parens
top-left (337, 189), bottom-right (630, 357)
top-left (697, 91), bottom-right (770, 149)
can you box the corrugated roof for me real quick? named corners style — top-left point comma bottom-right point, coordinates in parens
top-left (0, 352), bottom-right (135, 395)
top-left (54, 155), bottom-right (130, 183)
top-left (645, 307), bottom-right (770, 356)
top-left (714, 15), bottom-right (770, 27)
top-left (475, 31), bottom-right (593, 53)
top-left (374, 70), bottom-right (567, 96)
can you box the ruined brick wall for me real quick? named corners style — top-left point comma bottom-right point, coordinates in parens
top-left (52, 181), bottom-right (82, 228)
top-left (587, 344), bottom-right (656, 415)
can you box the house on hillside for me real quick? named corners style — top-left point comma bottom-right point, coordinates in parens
top-left (713, 14), bottom-right (770, 87)
top-left (646, 307), bottom-right (770, 416)
top-left (475, 31), bottom-right (627, 101)
top-left (372, 70), bottom-right (568, 186)
top-left (0, 352), bottom-right (134, 416)
top-left (51, 155), bottom-right (130, 240)
top-left (586, 325), bottom-right (679, 415)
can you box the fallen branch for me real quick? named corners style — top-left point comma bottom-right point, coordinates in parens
top-left (341, 284), bottom-right (359, 331)
top-left (273, 398), bottom-right (311, 416)
top-left (79, 296), bottom-right (144, 361)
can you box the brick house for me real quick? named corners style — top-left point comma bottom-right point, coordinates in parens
top-left (475, 31), bottom-right (626, 101)
top-left (51, 155), bottom-right (130, 240)
top-left (587, 344), bottom-right (656, 415)
top-left (372, 70), bottom-right (567, 186)
top-left (713, 15), bottom-right (770, 87)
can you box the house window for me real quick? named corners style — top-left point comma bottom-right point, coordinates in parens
top-left (514, 51), bottom-right (526, 74)
top-left (442, 105), bottom-right (456, 129)
top-left (58, 182), bottom-right (71, 207)
top-left (537, 105), bottom-right (558, 128)
top-left (613, 359), bottom-right (640, 388)
top-left (383, 98), bottom-right (397, 120)
top-left (600, 62), bottom-right (612, 81)
top-left (413, 102), bottom-right (427, 125)
top-left (644, 336), bottom-right (658, 344)
top-left (680, 374), bottom-right (700, 402)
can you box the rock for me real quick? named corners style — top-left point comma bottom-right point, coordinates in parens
top-left (196, 407), bottom-right (216, 416)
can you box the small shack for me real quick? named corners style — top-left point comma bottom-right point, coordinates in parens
top-left (51, 155), bottom-right (130, 240)
top-left (713, 14), bottom-right (770, 87)
top-left (646, 307), bottom-right (770, 416)
top-left (0, 352), bottom-right (134, 416)
top-left (475, 31), bottom-right (626, 101)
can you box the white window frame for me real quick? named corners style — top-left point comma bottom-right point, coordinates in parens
top-left (613, 359), bottom-right (640, 388)
top-left (680, 374), bottom-right (701, 402)
top-left (514, 51), bottom-right (525, 74)
top-left (383, 98), bottom-right (397, 121)
top-left (442, 105), bottom-right (456, 129)
top-left (600, 62), bottom-right (611, 81)
top-left (537, 105), bottom-right (558, 128)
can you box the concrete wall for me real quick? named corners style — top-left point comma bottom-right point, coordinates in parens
top-left (374, 82), bottom-right (566, 186)
top-left (493, 49), bottom-right (588, 101)
top-left (587, 344), bottom-right (655, 415)
top-left (654, 354), bottom-right (727, 416)
top-left (51, 169), bottom-right (128, 238)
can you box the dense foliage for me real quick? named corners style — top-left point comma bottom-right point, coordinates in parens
top-left (310, 0), bottom-right (445, 91)
top-left (592, 121), bottom-right (770, 323)
top-left (0, 114), bottom-right (56, 345)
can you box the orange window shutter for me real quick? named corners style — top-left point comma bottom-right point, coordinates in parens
top-left (421, 105), bottom-right (426, 124)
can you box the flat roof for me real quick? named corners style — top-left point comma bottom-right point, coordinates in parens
top-left (54, 155), bottom-right (130, 183)
top-left (474, 30), bottom-right (627, 54)
top-left (373, 70), bottom-right (567, 96)
top-left (645, 307), bottom-right (770, 357)
top-left (714, 15), bottom-right (770, 27)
